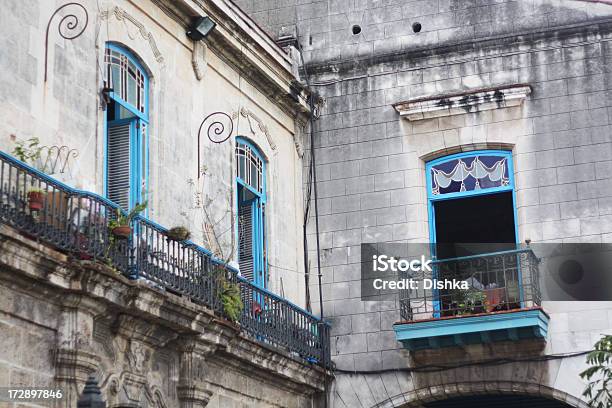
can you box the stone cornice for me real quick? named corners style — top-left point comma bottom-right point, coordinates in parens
top-left (393, 84), bottom-right (531, 121)
top-left (151, 0), bottom-right (311, 120)
top-left (0, 224), bottom-right (326, 394)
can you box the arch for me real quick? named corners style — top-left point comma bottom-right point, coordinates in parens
top-left (104, 42), bottom-right (150, 121)
top-left (235, 136), bottom-right (266, 200)
top-left (374, 382), bottom-right (587, 408)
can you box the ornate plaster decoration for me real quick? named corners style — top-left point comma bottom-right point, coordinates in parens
top-left (239, 107), bottom-right (277, 151)
top-left (100, 6), bottom-right (164, 64)
top-left (192, 41), bottom-right (208, 80)
top-left (293, 124), bottom-right (305, 158)
top-left (393, 84), bottom-right (532, 121)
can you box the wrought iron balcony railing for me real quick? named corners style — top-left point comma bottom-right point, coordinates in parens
top-left (399, 248), bottom-right (542, 322)
top-left (0, 150), bottom-right (329, 368)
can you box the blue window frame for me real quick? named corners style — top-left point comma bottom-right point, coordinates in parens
top-left (103, 43), bottom-right (149, 210)
top-left (426, 150), bottom-right (521, 315)
top-left (235, 137), bottom-right (267, 288)
top-left (426, 150), bottom-right (518, 247)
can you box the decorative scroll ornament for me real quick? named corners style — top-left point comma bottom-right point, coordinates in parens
top-left (44, 2), bottom-right (89, 82)
top-left (197, 112), bottom-right (234, 179)
top-left (100, 6), bottom-right (164, 64)
top-left (431, 156), bottom-right (509, 195)
top-left (39, 145), bottom-right (79, 175)
top-left (200, 112), bottom-right (233, 144)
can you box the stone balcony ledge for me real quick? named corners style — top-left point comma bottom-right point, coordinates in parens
top-left (0, 224), bottom-right (326, 407)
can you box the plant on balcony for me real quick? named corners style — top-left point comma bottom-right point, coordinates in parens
top-left (220, 278), bottom-right (243, 323)
top-left (580, 335), bottom-right (612, 408)
top-left (108, 202), bottom-right (147, 239)
top-left (12, 137), bottom-right (42, 165)
top-left (26, 188), bottom-right (46, 211)
top-left (457, 289), bottom-right (487, 315)
top-left (166, 226), bottom-right (191, 242)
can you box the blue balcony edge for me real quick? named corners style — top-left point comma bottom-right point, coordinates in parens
top-left (393, 308), bottom-right (549, 351)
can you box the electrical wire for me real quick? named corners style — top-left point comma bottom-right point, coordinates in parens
top-left (333, 349), bottom-right (593, 375)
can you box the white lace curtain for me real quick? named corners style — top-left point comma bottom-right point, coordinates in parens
top-left (432, 156), bottom-right (508, 195)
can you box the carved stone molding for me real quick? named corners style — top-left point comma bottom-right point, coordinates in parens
top-left (177, 337), bottom-right (218, 408)
top-left (192, 41), bottom-right (208, 80)
top-left (236, 107), bottom-right (277, 151)
top-left (0, 225), bottom-right (327, 408)
top-left (393, 84), bottom-right (532, 121)
top-left (101, 371), bottom-right (168, 408)
top-left (293, 123), bottom-right (306, 158)
top-left (100, 6), bottom-right (164, 65)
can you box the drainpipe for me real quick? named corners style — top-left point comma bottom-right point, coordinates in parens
top-left (307, 93), bottom-right (328, 408)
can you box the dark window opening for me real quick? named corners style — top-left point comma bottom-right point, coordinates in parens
top-left (425, 394), bottom-right (573, 408)
top-left (434, 191), bottom-right (516, 259)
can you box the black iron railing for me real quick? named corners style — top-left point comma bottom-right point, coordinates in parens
top-left (0, 150), bottom-right (329, 367)
top-left (399, 248), bottom-right (541, 321)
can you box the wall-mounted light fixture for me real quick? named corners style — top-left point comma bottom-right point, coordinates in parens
top-left (186, 16), bottom-right (216, 41)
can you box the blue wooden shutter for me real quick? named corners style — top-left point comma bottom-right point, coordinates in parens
top-left (107, 122), bottom-right (131, 209)
top-left (238, 201), bottom-right (254, 282)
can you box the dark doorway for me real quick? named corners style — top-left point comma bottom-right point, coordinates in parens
top-left (434, 191), bottom-right (517, 259)
top-left (424, 394), bottom-right (573, 408)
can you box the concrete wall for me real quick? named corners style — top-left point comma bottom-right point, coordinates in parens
top-left (237, 0), bottom-right (612, 406)
top-left (0, 0), bottom-right (307, 306)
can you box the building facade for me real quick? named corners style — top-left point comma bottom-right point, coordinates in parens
top-left (0, 0), bottom-right (328, 407)
top-left (4, 0), bottom-right (612, 407)
top-left (234, 0), bottom-right (612, 407)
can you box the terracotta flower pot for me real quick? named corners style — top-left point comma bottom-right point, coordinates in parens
top-left (27, 191), bottom-right (45, 211)
top-left (112, 225), bottom-right (132, 239)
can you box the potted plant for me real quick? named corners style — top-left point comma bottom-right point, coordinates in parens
top-left (167, 226), bottom-right (191, 242)
top-left (108, 202), bottom-right (147, 239)
top-left (458, 289), bottom-right (487, 315)
top-left (27, 188), bottom-right (46, 211)
top-left (221, 279), bottom-right (244, 323)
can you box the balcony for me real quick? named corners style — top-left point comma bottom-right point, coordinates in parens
top-left (394, 248), bottom-right (549, 351)
top-left (0, 150), bottom-right (329, 368)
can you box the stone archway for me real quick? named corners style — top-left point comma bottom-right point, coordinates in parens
top-left (374, 382), bottom-right (589, 408)
top-left (422, 393), bottom-right (575, 408)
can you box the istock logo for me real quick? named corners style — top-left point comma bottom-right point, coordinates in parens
top-left (372, 255), bottom-right (433, 272)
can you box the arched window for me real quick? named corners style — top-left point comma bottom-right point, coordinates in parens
top-left (426, 150), bottom-right (519, 317)
top-left (235, 138), bottom-right (267, 287)
top-left (236, 141), bottom-right (264, 195)
top-left (426, 150), bottom-right (517, 258)
top-left (103, 44), bottom-right (149, 210)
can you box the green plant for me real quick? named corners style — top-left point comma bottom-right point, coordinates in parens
top-left (12, 137), bottom-right (42, 164)
top-left (580, 335), bottom-right (612, 408)
top-left (220, 279), bottom-right (243, 322)
top-left (457, 289), bottom-right (486, 315)
top-left (27, 187), bottom-right (46, 194)
top-left (108, 202), bottom-right (147, 229)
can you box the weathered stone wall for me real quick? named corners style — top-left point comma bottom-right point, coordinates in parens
top-left (237, 0), bottom-right (612, 407)
top-left (0, 225), bottom-right (325, 407)
top-left (0, 0), bottom-right (307, 306)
